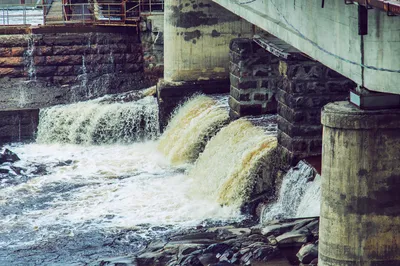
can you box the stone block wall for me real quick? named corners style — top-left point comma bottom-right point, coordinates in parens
top-left (0, 108), bottom-right (39, 143)
top-left (0, 26), bottom-right (148, 109)
top-left (228, 38), bottom-right (278, 119)
top-left (277, 60), bottom-right (356, 165)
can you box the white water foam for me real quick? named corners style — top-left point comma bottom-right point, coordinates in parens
top-left (36, 96), bottom-right (160, 144)
top-left (0, 142), bottom-right (240, 249)
top-left (261, 161), bottom-right (318, 222)
top-left (296, 174), bottom-right (321, 217)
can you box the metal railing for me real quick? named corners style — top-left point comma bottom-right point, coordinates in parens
top-left (0, 0), bottom-right (164, 27)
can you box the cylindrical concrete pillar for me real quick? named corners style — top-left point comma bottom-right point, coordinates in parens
top-left (320, 101), bottom-right (400, 266)
top-left (163, 0), bottom-right (253, 82)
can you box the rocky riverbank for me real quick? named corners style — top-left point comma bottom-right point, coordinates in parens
top-left (92, 217), bottom-right (319, 266)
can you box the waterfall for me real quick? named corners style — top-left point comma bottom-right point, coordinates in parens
top-left (187, 119), bottom-right (277, 208)
top-left (36, 96), bottom-right (159, 144)
top-left (261, 161), bottom-right (319, 222)
top-left (296, 174), bottom-right (321, 217)
top-left (24, 36), bottom-right (36, 80)
top-left (158, 95), bottom-right (230, 165)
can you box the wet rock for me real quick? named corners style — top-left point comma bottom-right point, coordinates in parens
top-left (179, 254), bottom-right (203, 266)
top-left (276, 231), bottom-right (310, 247)
top-left (0, 149), bottom-right (20, 164)
top-left (204, 243), bottom-right (230, 254)
top-left (261, 218), bottom-right (315, 236)
top-left (146, 239), bottom-right (167, 252)
top-left (10, 165), bottom-right (25, 175)
top-left (0, 168), bottom-right (9, 173)
top-left (179, 244), bottom-right (206, 256)
top-left (136, 251), bottom-right (173, 266)
top-left (31, 163), bottom-right (48, 175)
top-left (297, 242), bottom-right (318, 264)
top-left (55, 159), bottom-right (73, 167)
top-left (92, 256), bottom-right (136, 266)
top-left (198, 253), bottom-right (218, 265)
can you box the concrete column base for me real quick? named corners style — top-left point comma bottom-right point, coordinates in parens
top-left (320, 101), bottom-right (400, 265)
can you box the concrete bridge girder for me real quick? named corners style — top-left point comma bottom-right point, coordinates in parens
top-left (211, 0), bottom-right (400, 95)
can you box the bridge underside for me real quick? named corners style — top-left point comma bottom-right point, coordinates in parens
top-left (211, 0), bottom-right (400, 95)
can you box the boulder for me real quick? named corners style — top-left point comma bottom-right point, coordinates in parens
top-left (0, 149), bottom-right (20, 164)
top-left (297, 243), bottom-right (318, 264)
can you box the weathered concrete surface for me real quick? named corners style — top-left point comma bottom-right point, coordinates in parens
top-left (0, 108), bottom-right (38, 143)
top-left (141, 15), bottom-right (164, 85)
top-left (320, 101), bottom-right (400, 265)
top-left (212, 0), bottom-right (400, 94)
top-left (164, 0), bottom-right (253, 82)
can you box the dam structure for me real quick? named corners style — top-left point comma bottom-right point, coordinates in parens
top-left (158, 0), bottom-right (400, 265)
top-left (0, 0), bottom-right (399, 265)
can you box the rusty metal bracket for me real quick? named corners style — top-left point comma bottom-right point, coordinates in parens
top-left (346, 0), bottom-right (400, 16)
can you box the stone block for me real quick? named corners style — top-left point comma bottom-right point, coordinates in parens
top-left (0, 57), bottom-right (24, 67)
top-left (56, 65), bottom-right (75, 76)
top-left (253, 65), bottom-right (271, 77)
top-left (229, 96), bottom-right (262, 116)
top-left (11, 47), bottom-right (25, 57)
top-left (277, 89), bottom-right (347, 109)
top-left (253, 92), bottom-right (267, 101)
top-left (33, 56), bottom-right (46, 66)
top-left (0, 35), bottom-right (28, 48)
top-left (45, 55), bottom-right (82, 66)
top-left (0, 48), bottom-right (12, 57)
top-left (53, 45), bottom-right (89, 55)
top-left (35, 66), bottom-right (58, 77)
top-left (125, 63), bottom-right (143, 73)
top-left (229, 38), bottom-right (253, 55)
top-left (0, 67), bottom-right (24, 78)
top-left (42, 34), bottom-right (89, 46)
top-left (326, 80), bottom-right (356, 93)
top-left (53, 75), bottom-right (77, 85)
top-left (277, 116), bottom-right (322, 137)
top-left (35, 46), bottom-right (53, 56)
top-left (126, 53), bottom-right (141, 64)
top-left (277, 103), bottom-right (306, 123)
top-left (230, 86), bottom-right (251, 101)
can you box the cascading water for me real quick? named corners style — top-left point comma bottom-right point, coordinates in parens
top-left (36, 96), bottom-right (159, 144)
top-left (187, 119), bottom-right (277, 208)
top-left (0, 94), bottom-right (245, 264)
top-left (0, 92), bottom-right (318, 264)
top-left (158, 95), bottom-right (230, 165)
top-left (261, 161), bottom-right (320, 223)
top-left (24, 35), bottom-right (36, 81)
top-left (296, 174), bottom-right (321, 217)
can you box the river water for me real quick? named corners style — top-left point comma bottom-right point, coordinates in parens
top-left (0, 93), bottom-right (320, 265)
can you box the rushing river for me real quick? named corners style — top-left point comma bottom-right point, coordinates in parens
top-left (0, 93), bottom-right (320, 265)
top-left (0, 142), bottom-right (241, 265)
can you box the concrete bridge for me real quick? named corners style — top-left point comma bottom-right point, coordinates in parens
top-left (0, 0), bottom-right (399, 264)
top-left (159, 0), bottom-right (400, 265)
